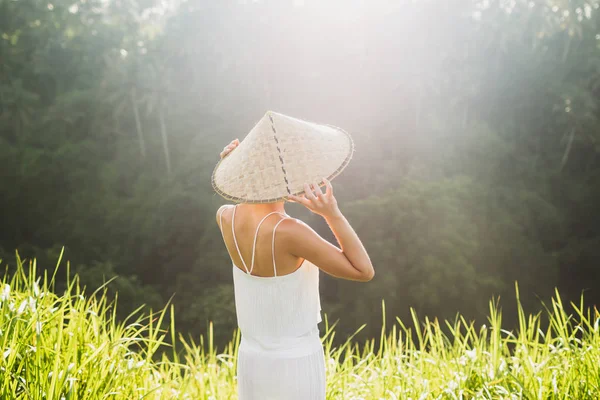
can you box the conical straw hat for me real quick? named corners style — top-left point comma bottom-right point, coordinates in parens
top-left (212, 111), bottom-right (354, 203)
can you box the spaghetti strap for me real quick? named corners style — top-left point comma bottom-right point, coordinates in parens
top-left (218, 205), bottom-right (238, 267)
top-left (250, 211), bottom-right (286, 274)
top-left (231, 205), bottom-right (251, 274)
top-left (271, 218), bottom-right (289, 277)
top-left (217, 205), bottom-right (231, 239)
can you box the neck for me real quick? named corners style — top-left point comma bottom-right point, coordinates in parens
top-left (239, 201), bottom-right (286, 215)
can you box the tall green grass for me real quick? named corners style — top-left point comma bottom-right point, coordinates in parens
top-left (1, 252), bottom-right (599, 399)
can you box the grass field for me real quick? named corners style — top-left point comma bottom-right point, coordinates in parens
top-left (1, 252), bottom-right (599, 399)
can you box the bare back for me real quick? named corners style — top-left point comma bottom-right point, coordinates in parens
top-left (218, 205), bottom-right (304, 278)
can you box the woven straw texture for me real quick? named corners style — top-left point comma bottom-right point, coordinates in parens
top-left (212, 111), bottom-right (354, 203)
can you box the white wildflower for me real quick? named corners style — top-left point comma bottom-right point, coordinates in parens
top-left (28, 296), bottom-right (36, 312)
top-left (447, 379), bottom-right (459, 391)
top-left (499, 358), bottom-right (507, 373)
top-left (17, 299), bottom-right (27, 315)
top-left (486, 363), bottom-right (496, 380)
top-left (1, 284), bottom-right (10, 301)
top-left (465, 348), bottom-right (477, 361)
top-left (3, 348), bottom-right (11, 360)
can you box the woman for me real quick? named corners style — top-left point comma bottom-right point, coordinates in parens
top-left (213, 112), bottom-right (374, 400)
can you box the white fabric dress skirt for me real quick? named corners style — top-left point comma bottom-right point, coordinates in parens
top-left (237, 326), bottom-right (325, 399)
top-left (232, 262), bottom-right (326, 400)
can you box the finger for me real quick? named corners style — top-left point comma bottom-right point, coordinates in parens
top-left (323, 177), bottom-right (333, 197)
top-left (309, 183), bottom-right (321, 200)
top-left (221, 141), bottom-right (237, 158)
top-left (290, 194), bottom-right (311, 207)
top-left (304, 183), bottom-right (316, 201)
top-left (312, 181), bottom-right (323, 198)
top-left (234, 138), bottom-right (240, 145)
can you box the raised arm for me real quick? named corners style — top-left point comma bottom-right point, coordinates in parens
top-left (285, 179), bottom-right (374, 282)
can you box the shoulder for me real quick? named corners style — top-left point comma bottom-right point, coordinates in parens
top-left (276, 217), bottom-right (329, 258)
top-left (275, 217), bottom-right (318, 242)
top-left (215, 204), bottom-right (234, 227)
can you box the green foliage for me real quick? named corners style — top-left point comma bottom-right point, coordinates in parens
top-left (1, 0), bottom-right (600, 347)
top-left (344, 176), bottom-right (488, 315)
top-left (0, 254), bottom-right (175, 399)
top-left (3, 255), bottom-right (600, 399)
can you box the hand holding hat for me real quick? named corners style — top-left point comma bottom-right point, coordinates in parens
top-left (220, 139), bottom-right (240, 159)
top-left (288, 178), bottom-right (342, 219)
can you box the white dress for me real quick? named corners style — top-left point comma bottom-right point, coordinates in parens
top-left (218, 205), bottom-right (326, 400)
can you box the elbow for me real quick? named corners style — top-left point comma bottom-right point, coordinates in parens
top-left (359, 268), bottom-right (375, 282)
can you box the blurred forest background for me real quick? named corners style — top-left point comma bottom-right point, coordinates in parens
top-left (1, 0), bottom-right (600, 348)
